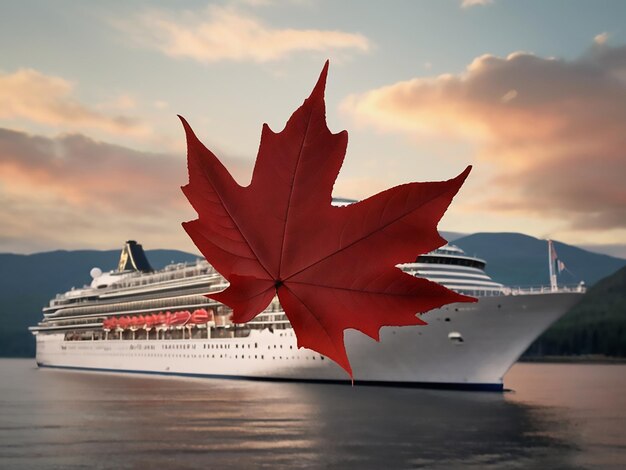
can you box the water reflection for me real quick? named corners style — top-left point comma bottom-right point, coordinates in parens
top-left (0, 360), bottom-right (603, 469)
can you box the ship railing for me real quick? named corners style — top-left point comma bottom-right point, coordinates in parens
top-left (502, 283), bottom-right (586, 295)
top-left (113, 263), bottom-right (217, 289)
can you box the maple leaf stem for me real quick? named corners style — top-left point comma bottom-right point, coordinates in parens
top-left (280, 283), bottom-right (353, 378)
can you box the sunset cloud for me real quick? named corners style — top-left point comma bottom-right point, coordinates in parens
top-left (461, 0), bottom-right (494, 8)
top-left (0, 128), bottom-right (184, 212)
top-left (341, 44), bottom-right (626, 232)
top-left (0, 69), bottom-right (149, 136)
top-left (121, 4), bottom-right (370, 63)
top-left (0, 128), bottom-right (250, 253)
top-left (594, 32), bottom-right (609, 45)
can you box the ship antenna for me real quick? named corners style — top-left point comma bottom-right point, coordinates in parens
top-left (547, 239), bottom-right (558, 292)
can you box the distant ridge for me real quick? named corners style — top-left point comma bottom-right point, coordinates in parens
top-left (2, 233), bottom-right (625, 358)
top-left (453, 232), bottom-right (625, 287)
top-left (526, 265), bottom-right (626, 357)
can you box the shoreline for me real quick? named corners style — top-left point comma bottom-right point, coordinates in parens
top-left (519, 354), bottom-right (626, 364)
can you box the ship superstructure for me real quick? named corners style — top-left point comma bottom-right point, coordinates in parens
top-left (30, 240), bottom-right (584, 390)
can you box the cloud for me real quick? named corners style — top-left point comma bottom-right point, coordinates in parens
top-left (0, 128), bottom-right (184, 212)
top-left (0, 127), bottom-right (251, 252)
top-left (594, 32), bottom-right (609, 45)
top-left (461, 0), bottom-right (494, 8)
top-left (0, 69), bottom-right (148, 136)
top-left (341, 44), bottom-right (626, 232)
top-left (120, 4), bottom-right (370, 63)
top-left (500, 89), bottom-right (517, 103)
top-left (98, 94), bottom-right (138, 111)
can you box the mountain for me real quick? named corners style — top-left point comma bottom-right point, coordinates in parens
top-left (441, 231), bottom-right (467, 242)
top-left (0, 248), bottom-right (198, 357)
top-left (453, 232), bottom-right (625, 287)
top-left (451, 233), bottom-right (626, 359)
top-left (2, 233), bottom-right (625, 358)
top-left (526, 265), bottom-right (626, 357)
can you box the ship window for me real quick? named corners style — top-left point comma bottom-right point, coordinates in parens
top-left (448, 332), bottom-right (464, 343)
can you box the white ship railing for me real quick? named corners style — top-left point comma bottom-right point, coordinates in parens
top-left (502, 283), bottom-right (586, 295)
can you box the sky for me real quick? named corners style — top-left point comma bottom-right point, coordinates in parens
top-left (1, 0), bottom-right (625, 257)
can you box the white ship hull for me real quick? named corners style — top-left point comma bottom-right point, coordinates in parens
top-left (35, 292), bottom-right (582, 391)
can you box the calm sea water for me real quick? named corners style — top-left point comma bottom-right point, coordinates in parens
top-left (0, 360), bottom-right (624, 469)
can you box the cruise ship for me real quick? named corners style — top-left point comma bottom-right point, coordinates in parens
top-left (30, 240), bottom-right (585, 390)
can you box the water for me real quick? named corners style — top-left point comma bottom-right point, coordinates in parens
top-left (0, 360), bottom-right (624, 469)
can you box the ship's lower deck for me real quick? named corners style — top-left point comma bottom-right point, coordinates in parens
top-left (35, 292), bottom-right (583, 391)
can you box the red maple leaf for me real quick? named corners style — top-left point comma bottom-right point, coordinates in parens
top-left (180, 62), bottom-right (475, 378)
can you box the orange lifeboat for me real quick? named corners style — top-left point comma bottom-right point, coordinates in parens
top-left (189, 309), bottom-right (210, 324)
top-left (150, 313), bottom-right (160, 326)
top-left (133, 315), bottom-right (146, 329)
top-left (117, 316), bottom-right (131, 330)
top-left (169, 310), bottom-right (191, 326)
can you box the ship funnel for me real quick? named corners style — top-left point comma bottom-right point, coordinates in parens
top-left (117, 240), bottom-right (153, 272)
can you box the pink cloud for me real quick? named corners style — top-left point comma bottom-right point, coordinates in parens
top-left (342, 44), bottom-right (626, 232)
top-left (0, 128), bottom-right (184, 212)
top-left (119, 4), bottom-right (370, 63)
top-left (461, 0), bottom-right (494, 8)
top-left (0, 128), bottom-right (251, 252)
top-left (0, 69), bottom-right (149, 136)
